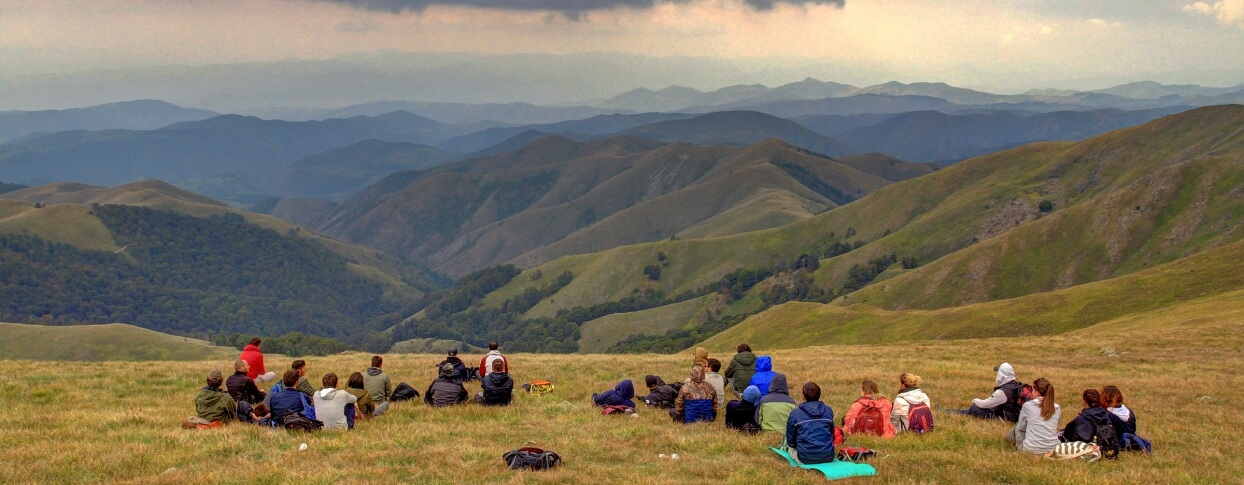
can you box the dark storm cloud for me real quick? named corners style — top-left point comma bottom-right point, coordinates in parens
top-left (314, 0), bottom-right (844, 17)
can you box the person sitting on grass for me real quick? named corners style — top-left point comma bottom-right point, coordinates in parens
top-left (957, 363), bottom-right (1023, 422)
top-left (1100, 385), bottom-right (1136, 438)
top-left (1008, 377), bottom-right (1060, 455)
top-left (425, 362), bottom-right (469, 407)
top-left (725, 385), bottom-right (763, 431)
top-left (249, 403), bottom-right (277, 427)
top-left (749, 355), bottom-right (777, 395)
top-left (673, 365), bottom-right (718, 423)
top-left (756, 373), bottom-right (798, 433)
top-left (270, 370), bottom-right (311, 422)
top-left (892, 373), bottom-right (932, 434)
top-left (725, 344), bottom-right (757, 398)
top-left (784, 382), bottom-right (836, 465)
top-left (704, 358), bottom-right (727, 408)
top-left (344, 372), bottom-right (375, 422)
top-left (195, 368), bottom-right (237, 425)
top-left (476, 359), bottom-right (514, 406)
top-left (592, 379), bottom-right (637, 408)
top-left (363, 355), bottom-right (392, 416)
top-left (291, 360), bottom-right (316, 397)
top-left (479, 342), bottom-right (509, 378)
top-left (1060, 389), bottom-right (1111, 444)
top-left (843, 380), bottom-right (896, 438)
top-left (238, 337), bottom-right (277, 385)
top-left (226, 359), bottom-right (265, 405)
top-left (640, 375), bottom-right (678, 408)
top-left (313, 373), bottom-right (358, 431)
top-left (439, 349), bottom-right (469, 383)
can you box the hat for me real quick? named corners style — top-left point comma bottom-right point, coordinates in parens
top-left (439, 362), bottom-right (457, 378)
top-left (207, 369), bottom-right (222, 380)
top-left (447, 348), bottom-right (458, 356)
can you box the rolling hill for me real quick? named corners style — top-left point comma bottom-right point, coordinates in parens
top-left (615, 111), bottom-right (856, 157)
top-left (0, 99), bottom-right (217, 144)
top-left (436, 112), bottom-right (693, 153)
top-left (0, 323), bottom-right (234, 361)
top-left (273, 140), bottom-right (463, 199)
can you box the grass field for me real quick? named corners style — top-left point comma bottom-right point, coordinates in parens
top-left (1, 301), bottom-right (1239, 484)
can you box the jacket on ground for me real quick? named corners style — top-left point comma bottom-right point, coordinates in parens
top-left (675, 366), bottom-right (717, 422)
top-left (725, 386), bottom-right (762, 429)
top-left (481, 371), bottom-right (514, 405)
top-left (363, 367), bottom-right (392, 404)
top-left (195, 386), bottom-right (237, 424)
top-left (424, 378), bottom-right (468, 407)
top-left (226, 371), bottom-right (264, 404)
top-left (269, 387), bottom-right (307, 421)
top-left (844, 396), bottom-right (896, 437)
top-left (238, 344), bottom-right (265, 380)
top-left (891, 387), bottom-right (931, 432)
top-left (1013, 397), bottom-right (1061, 454)
top-left (724, 351), bottom-right (757, 394)
top-left (748, 356), bottom-right (776, 395)
top-left (786, 400), bottom-right (836, 465)
top-left (479, 350), bottom-right (509, 377)
top-left (313, 387), bottom-right (358, 431)
top-left (592, 380), bottom-right (636, 408)
top-left (756, 373), bottom-right (798, 432)
top-left (1061, 407), bottom-right (1111, 443)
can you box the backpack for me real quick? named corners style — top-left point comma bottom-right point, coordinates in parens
top-left (391, 382), bottom-right (419, 401)
top-left (1094, 417), bottom-right (1120, 460)
top-left (503, 447), bottom-right (562, 470)
top-left (997, 381), bottom-right (1029, 422)
top-left (522, 380), bottom-right (555, 395)
top-left (1122, 433), bottom-right (1153, 454)
top-left (282, 413), bottom-right (323, 432)
top-left (851, 399), bottom-right (887, 435)
top-left (907, 402), bottom-right (934, 434)
top-left (739, 422), bottom-right (762, 435)
top-left (602, 405), bottom-right (635, 415)
top-left (837, 446), bottom-right (876, 462)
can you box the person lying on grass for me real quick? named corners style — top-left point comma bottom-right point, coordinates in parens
top-left (640, 375), bottom-right (678, 408)
top-left (592, 379), bottom-right (636, 408)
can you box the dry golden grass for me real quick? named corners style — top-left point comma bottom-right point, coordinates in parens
top-left (1, 302), bottom-right (1240, 484)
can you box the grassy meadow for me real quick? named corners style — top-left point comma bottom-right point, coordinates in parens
top-left (1, 300), bottom-right (1240, 485)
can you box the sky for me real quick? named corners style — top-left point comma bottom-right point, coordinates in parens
top-left (2, 0), bottom-right (1243, 110)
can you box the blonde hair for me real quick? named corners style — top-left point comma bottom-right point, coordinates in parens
top-left (899, 373), bottom-right (922, 388)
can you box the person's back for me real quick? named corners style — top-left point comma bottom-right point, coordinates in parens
top-left (425, 363), bottom-right (468, 407)
top-left (226, 359), bottom-right (265, 404)
top-left (238, 338), bottom-right (275, 384)
top-left (592, 380), bottom-right (636, 408)
top-left (1010, 378), bottom-right (1060, 454)
top-left (785, 382), bottom-right (835, 465)
top-left (1101, 385), bottom-right (1137, 437)
top-left (961, 362), bottom-right (1020, 421)
top-left (748, 356), bottom-right (776, 395)
top-left (345, 372), bottom-right (375, 418)
top-left (363, 355), bottom-right (392, 415)
top-left (843, 381), bottom-right (896, 438)
top-left (756, 374), bottom-right (797, 432)
top-left (480, 360), bottom-right (514, 405)
top-left (195, 369), bottom-right (237, 424)
top-left (480, 342), bottom-right (508, 378)
top-left (270, 370), bottom-right (308, 422)
top-left (891, 373), bottom-right (932, 433)
top-left (674, 365), bottom-right (717, 423)
top-left (1061, 389), bottom-right (1112, 443)
top-left (312, 373), bottom-right (358, 431)
top-left (640, 375), bottom-right (678, 408)
top-left (704, 358), bottom-right (727, 408)
top-left (725, 344), bottom-right (757, 395)
top-left (725, 385), bottom-right (762, 430)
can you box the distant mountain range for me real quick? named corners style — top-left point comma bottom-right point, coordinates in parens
top-left (0, 100), bottom-right (217, 144)
top-left (261, 101), bottom-right (632, 125)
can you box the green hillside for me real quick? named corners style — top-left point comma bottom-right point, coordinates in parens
top-left (0, 323), bottom-right (233, 361)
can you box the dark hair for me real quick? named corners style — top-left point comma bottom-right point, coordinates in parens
top-left (252, 403), bottom-right (270, 418)
top-left (737, 343), bottom-right (751, 353)
top-left (322, 373), bottom-right (338, 389)
top-left (291, 360), bottom-right (306, 370)
top-left (1100, 385), bottom-right (1123, 408)
top-left (347, 372), bottom-right (365, 389)
top-left (802, 382), bottom-right (821, 402)
top-left (1083, 389), bottom-right (1102, 408)
top-left (282, 369), bottom-right (300, 387)
top-left (448, 349), bottom-right (458, 356)
top-left (645, 375), bottom-right (660, 388)
top-left (207, 376), bottom-right (223, 389)
top-left (861, 380), bottom-right (881, 398)
top-left (707, 358), bottom-right (721, 372)
top-left (371, 355), bottom-right (383, 368)
top-left (1033, 378), bottom-right (1056, 420)
top-left (249, 337), bottom-right (262, 346)
top-left (492, 359), bottom-right (505, 372)
top-left (489, 342), bottom-right (499, 351)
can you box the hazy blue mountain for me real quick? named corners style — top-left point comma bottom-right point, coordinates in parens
top-left (1088, 81), bottom-right (1244, 99)
top-left (275, 140), bottom-right (464, 199)
top-left (273, 100), bottom-right (633, 125)
top-left (791, 113), bottom-right (902, 137)
top-left (437, 112), bottom-right (693, 153)
top-left (614, 111), bottom-right (856, 157)
top-left (597, 78), bottom-right (859, 112)
top-left (0, 100), bottom-right (217, 144)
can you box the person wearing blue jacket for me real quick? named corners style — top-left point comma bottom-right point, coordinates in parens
top-left (784, 382), bottom-right (836, 465)
top-left (749, 356), bottom-right (776, 395)
top-left (269, 370), bottom-right (314, 422)
top-left (592, 379), bottom-right (636, 408)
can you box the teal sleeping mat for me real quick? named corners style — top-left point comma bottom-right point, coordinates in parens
top-left (770, 447), bottom-right (877, 480)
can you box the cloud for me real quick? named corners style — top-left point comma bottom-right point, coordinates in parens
top-left (313, 0), bottom-right (844, 18)
top-left (1184, 1), bottom-right (1244, 27)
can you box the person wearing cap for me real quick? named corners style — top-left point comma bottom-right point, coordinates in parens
top-left (438, 349), bottom-right (469, 383)
top-left (425, 362), bottom-right (468, 407)
top-left (195, 369), bottom-right (237, 424)
top-left (725, 385), bottom-right (763, 431)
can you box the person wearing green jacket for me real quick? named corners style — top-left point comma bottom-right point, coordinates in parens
top-left (363, 355), bottom-right (393, 416)
top-left (724, 343), bottom-right (757, 397)
top-left (195, 369), bottom-right (237, 424)
top-left (756, 373), bottom-right (797, 433)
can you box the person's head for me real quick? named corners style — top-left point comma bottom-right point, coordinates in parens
top-left (1082, 388), bottom-right (1102, 408)
top-left (645, 375), bottom-right (661, 389)
top-left (234, 359), bottom-right (249, 373)
top-left (248, 337), bottom-right (262, 347)
top-left (489, 342), bottom-right (498, 351)
top-left (707, 358), bottom-right (721, 373)
top-left (737, 343), bottom-right (751, 353)
top-left (492, 359), bottom-right (505, 373)
top-left (439, 362), bottom-right (457, 379)
top-left (347, 372), bottom-right (365, 390)
top-left (371, 355), bottom-right (383, 368)
top-left (1033, 378), bottom-right (1056, 420)
top-left (447, 349), bottom-right (458, 357)
top-left (743, 385), bottom-right (762, 404)
top-left (252, 403), bottom-right (270, 418)
top-left (690, 364), bottom-right (705, 383)
top-left (282, 369), bottom-right (300, 388)
top-left (1100, 385), bottom-right (1124, 408)
top-left (860, 380), bottom-right (881, 398)
top-left (292, 360), bottom-right (307, 376)
top-left (802, 382), bottom-right (822, 402)
top-left (899, 372), bottom-right (922, 389)
top-left (206, 369), bottom-right (223, 389)
top-left (322, 373), bottom-right (338, 389)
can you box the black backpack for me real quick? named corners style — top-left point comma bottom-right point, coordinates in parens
top-left (391, 382), bottom-right (419, 401)
top-left (1095, 417), bottom-right (1120, 460)
top-left (996, 381), bottom-right (1027, 422)
top-left (282, 413), bottom-right (323, 432)
top-left (503, 447), bottom-right (562, 470)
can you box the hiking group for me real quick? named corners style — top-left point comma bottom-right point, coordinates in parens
top-left (188, 338), bottom-right (514, 431)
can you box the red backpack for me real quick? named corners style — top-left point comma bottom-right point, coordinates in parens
top-left (907, 402), bottom-right (934, 433)
top-left (851, 399), bottom-right (887, 435)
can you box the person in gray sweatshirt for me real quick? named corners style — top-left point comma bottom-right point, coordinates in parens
top-left (363, 355), bottom-right (392, 416)
top-left (1008, 378), bottom-right (1061, 454)
top-left (313, 373), bottom-right (358, 431)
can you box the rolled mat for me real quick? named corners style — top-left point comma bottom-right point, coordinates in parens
top-left (770, 447), bottom-right (877, 480)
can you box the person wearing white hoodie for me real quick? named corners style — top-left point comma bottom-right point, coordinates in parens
top-left (891, 373), bottom-right (933, 433)
top-left (958, 362), bottom-right (1024, 422)
top-left (313, 373), bottom-right (358, 431)
top-left (479, 342), bottom-right (509, 378)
